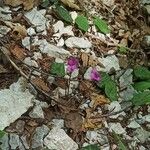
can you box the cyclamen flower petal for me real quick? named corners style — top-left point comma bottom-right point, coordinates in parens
top-left (67, 56), bottom-right (78, 73)
top-left (90, 68), bottom-right (101, 81)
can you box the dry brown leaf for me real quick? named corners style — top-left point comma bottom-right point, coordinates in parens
top-left (90, 93), bottom-right (110, 109)
top-left (61, 0), bottom-right (81, 10)
top-left (82, 108), bottom-right (103, 130)
top-left (10, 45), bottom-right (26, 60)
top-left (80, 52), bottom-right (102, 67)
top-left (4, 0), bottom-right (39, 10)
top-left (4, 21), bottom-right (27, 40)
top-left (32, 77), bottom-right (50, 93)
top-left (65, 112), bottom-right (83, 131)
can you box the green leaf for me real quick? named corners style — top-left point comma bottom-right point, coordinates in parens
top-left (97, 72), bottom-right (111, 88)
top-left (55, 6), bottom-right (73, 23)
top-left (105, 80), bottom-right (118, 101)
top-left (93, 17), bottom-right (110, 34)
top-left (134, 81), bottom-right (150, 91)
top-left (134, 66), bottom-right (150, 80)
top-left (50, 62), bottom-right (65, 77)
top-left (118, 46), bottom-right (128, 54)
top-left (113, 132), bottom-right (127, 150)
top-left (80, 144), bottom-right (100, 150)
top-left (97, 72), bottom-right (118, 101)
top-left (75, 15), bottom-right (89, 32)
top-left (132, 91), bottom-right (150, 106)
top-left (41, 0), bottom-right (50, 8)
top-left (0, 130), bottom-right (5, 138)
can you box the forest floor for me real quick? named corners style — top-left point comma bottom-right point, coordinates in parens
top-left (0, 0), bottom-right (150, 150)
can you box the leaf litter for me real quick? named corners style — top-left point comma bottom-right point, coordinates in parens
top-left (0, 0), bottom-right (150, 149)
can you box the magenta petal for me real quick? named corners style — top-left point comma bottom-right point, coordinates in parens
top-left (90, 68), bottom-right (101, 81)
top-left (67, 56), bottom-right (78, 73)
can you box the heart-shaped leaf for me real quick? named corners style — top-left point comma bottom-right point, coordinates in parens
top-left (50, 62), bottom-right (65, 77)
top-left (75, 15), bottom-right (89, 32)
top-left (132, 91), bottom-right (150, 106)
top-left (93, 17), bottom-right (110, 34)
top-left (134, 81), bottom-right (150, 91)
top-left (55, 6), bottom-right (73, 23)
top-left (80, 144), bottom-right (100, 150)
top-left (134, 66), bottom-right (150, 80)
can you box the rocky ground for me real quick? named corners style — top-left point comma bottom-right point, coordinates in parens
top-left (0, 0), bottom-right (150, 150)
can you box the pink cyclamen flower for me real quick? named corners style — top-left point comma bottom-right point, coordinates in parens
top-left (90, 68), bottom-right (101, 81)
top-left (67, 56), bottom-right (79, 73)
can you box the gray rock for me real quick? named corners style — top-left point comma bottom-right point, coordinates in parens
top-left (108, 123), bottom-right (126, 134)
top-left (20, 135), bottom-right (29, 149)
top-left (65, 37), bottom-right (92, 48)
top-left (34, 39), bottom-right (70, 59)
top-left (0, 134), bottom-right (9, 150)
top-left (120, 85), bottom-right (136, 101)
top-left (119, 69), bottom-right (133, 89)
top-left (44, 128), bottom-right (78, 150)
top-left (22, 37), bottom-right (31, 50)
top-left (29, 105), bottom-right (44, 119)
top-left (32, 125), bottom-right (50, 149)
top-left (0, 77), bottom-right (34, 130)
top-left (50, 119), bottom-right (64, 129)
top-left (9, 134), bottom-right (20, 150)
top-left (24, 8), bottom-right (46, 32)
top-left (23, 57), bottom-right (39, 68)
top-left (127, 120), bottom-right (141, 129)
top-left (15, 120), bottom-right (25, 134)
top-left (98, 55), bottom-right (120, 73)
top-left (0, 7), bottom-right (12, 20)
top-left (0, 25), bottom-right (11, 37)
top-left (134, 128), bottom-right (150, 143)
top-left (86, 129), bottom-right (109, 145)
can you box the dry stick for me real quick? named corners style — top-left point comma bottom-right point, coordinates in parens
top-left (0, 46), bottom-right (77, 110)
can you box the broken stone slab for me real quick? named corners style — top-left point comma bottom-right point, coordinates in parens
top-left (107, 101), bottom-right (126, 119)
top-left (65, 37), bottom-right (92, 48)
top-left (127, 120), bottom-right (141, 129)
top-left (0, 77), bottom-right (34, 130)
top-left (34, 39), bottom-right (70, 59)
top-left (108, 123), bottom-right (126, 134)
top-left (119, 69), bottom-right (133, 89)
top-left (49, 119), bottom-right (65, 129)
top-left (24, 7), bottom-right (46, 32)
top-left (23, 57), bottom-right (39, 68)
top-left (134, 128), bottom-right (150, 143)
top-left (98, 55), bottom-right (120, 73)
top-left (9, 133), bottom-right (20, 150)
top-left (32, 125), bottom-right (50, 149)
top-left (86, 129), bottom-right (109, 145)
top-left (0, 25), bottom-right (11, 37)
top-left (0, 134), bottom-right (9, 150)
top-left (44, 128), bottom-right (78, 150)
top-left (53, 21), bottom-right (74, 38)
top-left (0, 7), bottom-right (12, 20)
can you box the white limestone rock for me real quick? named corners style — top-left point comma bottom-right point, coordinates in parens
top-left (44, 128), bottom-right (78, 150)
top-left (34, 39), bottom-right (70, 59)
top-left (0, 77), bottom-right (34, 130)
top-left (98, 55), bottom-right (120, 72)
top-left (24, 8), bottom-right (46, 32)
top-left (65, 37), bottom-right (92, 48)
top-left (23, 57), bottom-right (38, 68)
top-left (53, 21), bottom-right (74, 38)
top-left (107, 101), bottom-right (126, 119)
top-left (108, 123), bottom-right (126, 134)
top-left (32, 125), bottom-right (50, 149)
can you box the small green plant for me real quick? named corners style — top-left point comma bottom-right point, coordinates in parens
top-left (132, 66), bottom-right (150, 106)
top-left (80, 144), bottom-right (100, 150)
top-left (0, 130), bottom-right (5, 139)
top-left (97, 72), bottom-right (118, 101)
